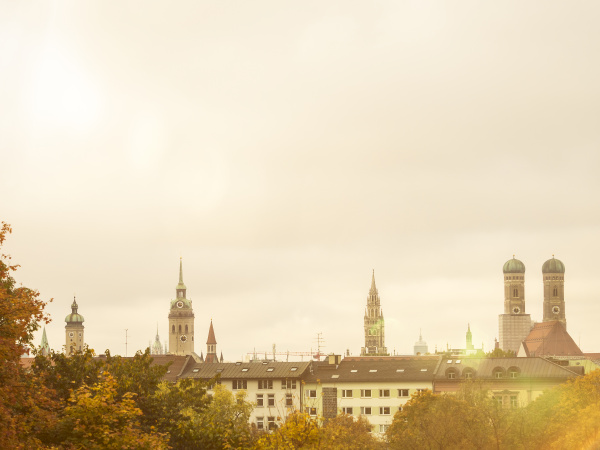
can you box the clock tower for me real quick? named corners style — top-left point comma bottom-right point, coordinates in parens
top-left (65, 296), bottom-right (85, 355)
top-left (168, 258), bottom-right (195, 355)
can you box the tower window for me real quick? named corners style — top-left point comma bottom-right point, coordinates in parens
top-left (179, 325), bottom-right (182, 333)
top-left (553, 287), bottom-right (558, 297)
top-left (172, 325), bottom-right (175, 334)
top-left (185, 325), bottom-right (188, 333)
top-left (513, 288), bottom-right (518, 297)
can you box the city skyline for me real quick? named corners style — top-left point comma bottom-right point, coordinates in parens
top-left (2, 2), bottom-right (600, 359)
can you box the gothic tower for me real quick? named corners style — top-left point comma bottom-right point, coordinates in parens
top-left (498, 257), bottom-right (531, 353)
top-left (360, 270), bottom-right (388, 356)
top-left (205, 320), bottom-right (219, 363)
top-left (542, 256), bottom-right (566, 328)
top-left (65, 296), bottom-right (84, 355)
top-left (40, 326), bottom-right (50, 356)
top-left (466, 324), bottom-right (474, 350)
top-left (168, 258), bottom-right (195, 355)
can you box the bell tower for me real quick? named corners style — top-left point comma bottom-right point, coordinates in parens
top-left (65, 296), bottom-right (85, 355)
top-left (361, 270), bottom-right (388, 356)
top-left (168, 258), bottom-right (195, 355)
top-left (498, 256), bottom-right (531, 353)
top-left (542, 256), bottom-right (566, 328)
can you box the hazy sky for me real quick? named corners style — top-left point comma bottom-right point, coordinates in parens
top-left (2, 1), bottom-right (600, 360)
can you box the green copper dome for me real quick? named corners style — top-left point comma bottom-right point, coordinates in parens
top-left (503, 257), bottom-right (525, 273)
top-left (65, 297), bottom-right (84, 323)
top-left (542, 257), bottom-right (565, 274)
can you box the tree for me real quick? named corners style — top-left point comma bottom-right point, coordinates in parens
top-left (486, 348), bottom-right (516, 358)
top-left (0, 222), bottom-right (54, 448)
top-left (320, 414), bottom-right (384, 450)
top-left (54, 373), bottom-right (169, 449)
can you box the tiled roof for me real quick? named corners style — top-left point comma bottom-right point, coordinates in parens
top-left (149, 355), bottom-right (192, 382)
top-left (181, 361), bottom-right (312, 380)
top-left (434, 357), bottom-right (579, 380)
top-left (521, 321), bottom-right (583, 357)
top-left (303, 357), bottom-right (441, 383)
top-left (206, 320), bottom-right (217, 345)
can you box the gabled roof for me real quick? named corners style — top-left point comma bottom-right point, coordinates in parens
top-left (520, 321), bottom-right (583, 357)
top-left (181, 361), bottom-right (311, 380)
top-left (303, 356), bottom-right (441, 383)
top-left (434, 356), bottom-right (579, 380)
top-left (149, 355), bottom-right (193, 382)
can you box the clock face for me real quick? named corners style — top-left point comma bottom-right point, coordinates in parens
top-left (552, 306), bottom-right (560, 314)
top-left (176, 301), bottom-right (184, 308)
top-left (512, 306), bottom-right (521, 314)
top-left (69, 332), bottom-right (74, 338)
top-left (180, 335), bottom-right (187, 342)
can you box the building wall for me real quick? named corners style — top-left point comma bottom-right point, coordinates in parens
top-left (65, 323), bottom-right (84, 354)
top-left (168, 311), bottom-right (194, 355)
top-left (498, 314), bottom-right (532, 353)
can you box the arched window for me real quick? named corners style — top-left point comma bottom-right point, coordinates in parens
top-left (492, 367), bottom-right (505, 379)
top-left (446, 368), bottom-right (458, 379)
top-left (462, 368), bottom-right (475, 379)
top-left (508, 367), bottom-right (520, 379)
top-left (553, 287), bottom-right (558, 297)
top-left (171, 325), bottom-right (175, 334)
top-left (185, 325), bottom-right (188, 333)
top-left (513, 288), bottom-right (518, 297)
top-left (178, 325), bottom-right (182, 333)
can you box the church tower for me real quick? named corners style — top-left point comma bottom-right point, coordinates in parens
top-left (65, 296), bottom-right (84, 355)
top-left (168, 258), bottom-right (195, 355)
top-left (466, 324), bottom-right (474, 350)
top-left (542, 256), bottom-right (566, 328)
top-left (498, 257), bottom-right (531, 353)
top-left (361, 270), bottom-right (388, 356)
top-left (205, 320), bottom-right (219, 363)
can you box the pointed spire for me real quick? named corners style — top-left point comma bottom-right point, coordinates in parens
top-left (220, 351), bottom-right (224, 363)
top-left (40, 326), bottom-right (50, 356)
top-left (176, 258), bottom-right (187, 291)
top-left (419, 328), bottom-right (423, 341)
top-left (207, 320), bottom-right (217, 345)
top-left (71, 295), bottom-right (78, 313)
top-left (370, 269), bottom-right (377, 293)
top-left (468, 323), bottom-right (471, 332)
top-left (199, 351), bottom-right (204, 362)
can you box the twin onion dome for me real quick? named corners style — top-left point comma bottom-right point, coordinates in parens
top-left (503, 255), bottom-right (565, 274)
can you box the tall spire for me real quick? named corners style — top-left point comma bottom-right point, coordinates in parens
top-left (40, 326), bottom-right (50, 356)
top-left (177, 257), bottom-right (186, 290)
top-left (207, 320), bottom-right (217, 345)
top-left (369, 269), bottom-right (377, 295)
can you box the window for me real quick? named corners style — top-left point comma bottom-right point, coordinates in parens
top-left (553, 287), bottom-right (558, 297)
top-left (267, 394), bottom-right (275, 407)
top-left (463, 369), bottom-right (474, 379)
top-left (510, 396), bottom-right (518, 408)
top-left (286, 393), bottom-right (293, 407)
top-left (256, 417), bottom-right (264, 430)
top-left (185, 325), bottom-right (188, 333)
top-left (258, 380), bottom-right (273, 390)
top-left (416, 389), bottom-right (425, 393)
top-left (361, 389), bottom-right (372, 398)
top-left (398, 389), bottom-right (409, 397)
top-left (256, 394), bottom-right (264, 407)
top-left (360, 407), bottom-right (372, 415)
top-left (241, 368), bottom-right (248, 372)
top-left (493, 368), bottom-right (504, 379)
top-left (268, 417), bottom-right (277, 430)
top-left (508, 367), bottom-right (520, 378)
top-left (307, 389), bottom-right (317, 398)
top-left (178, 325), bottom-right (181, 333)
top-left (494, 396), bottom-right (503, 407)
top-left (398, 405), bottom-right (403, 412)
top-left (342, 389), bottom-right (353, 398)
top-left (306, 407), bottom-right (317, 416)
top-left (290, 367), bottom-right (298, 371)
top-left (350, 369), bottom-right (358, 373)
top-left (282, 379), bottom-right (297, 389)
top-left (379, 424), bottom-right (390, 433)
top-left (379, 389), bottom-right (390, 398)
top-left (232, 380), bottom-right (247, 390)
top-left (267, 368), bottom-right (274, 372)
top-left (513, 288), bottom-right (518, 297)
top-left (379, 407), bottom-right (391, 415)
top-left (369, 369), bottom-right (377, 373)
top-left (342, 407), bottom-right (353, 414)
top-left (171, 325), bottom-right (175, 333)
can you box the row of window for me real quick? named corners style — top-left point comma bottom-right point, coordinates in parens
top-left (171, 324), bottom-right (191, 334)
top-left (231, 379), bottom-right (297, 390)
top-left (445, 367), bottom-right (520, 379)
top-left (256, 393), bottom-right (294, 407)
top-left (303, 406), bottom-right (403, 417)
top-left (256, 417), bottom-right (277, 431)
top-left (304, 388), bottom-right (419, 399)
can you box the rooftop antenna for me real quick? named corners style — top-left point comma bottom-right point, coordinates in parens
top-left (273, 343), bottom-right (276, 361)
top-left (125, 329), bottom-right (128, 357)
top-left (314, 332), bottom-right (325, 360)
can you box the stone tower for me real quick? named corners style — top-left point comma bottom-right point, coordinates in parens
top-left (168, 258), bottom-right (195, 355)
top-left (466, 324), bottom-right (474, 350)
top-left (65, 296), bottom-right (85, 355)
top-left (498, 257), bottom-right (532, 353)
top-left (361, 270), bottom-right (388, 356)
top-left (542, 256), bottom-right (566, 328)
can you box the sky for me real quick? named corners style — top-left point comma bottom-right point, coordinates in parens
top-left (2, 1), bottom-right (600, 360)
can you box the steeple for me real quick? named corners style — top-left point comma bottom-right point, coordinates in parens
top-left (205, 320), bottom-right (218, 363)
top-left (40, 326), bottom-right (50, 356)
top-left (369, 269), bottom-right (377, 295)
top-left (176, 257), bottom-right (187, 299)
top-left (466, 323), bottom-right (473, 350)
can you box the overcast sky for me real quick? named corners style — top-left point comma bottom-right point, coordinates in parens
top-left (2, 1), bottom-right (600, 360)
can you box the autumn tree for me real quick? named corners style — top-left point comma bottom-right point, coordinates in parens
top-left (0, 222), bottom-right (54, 448)
top-left (54, 373), bottom-right (169, 449)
